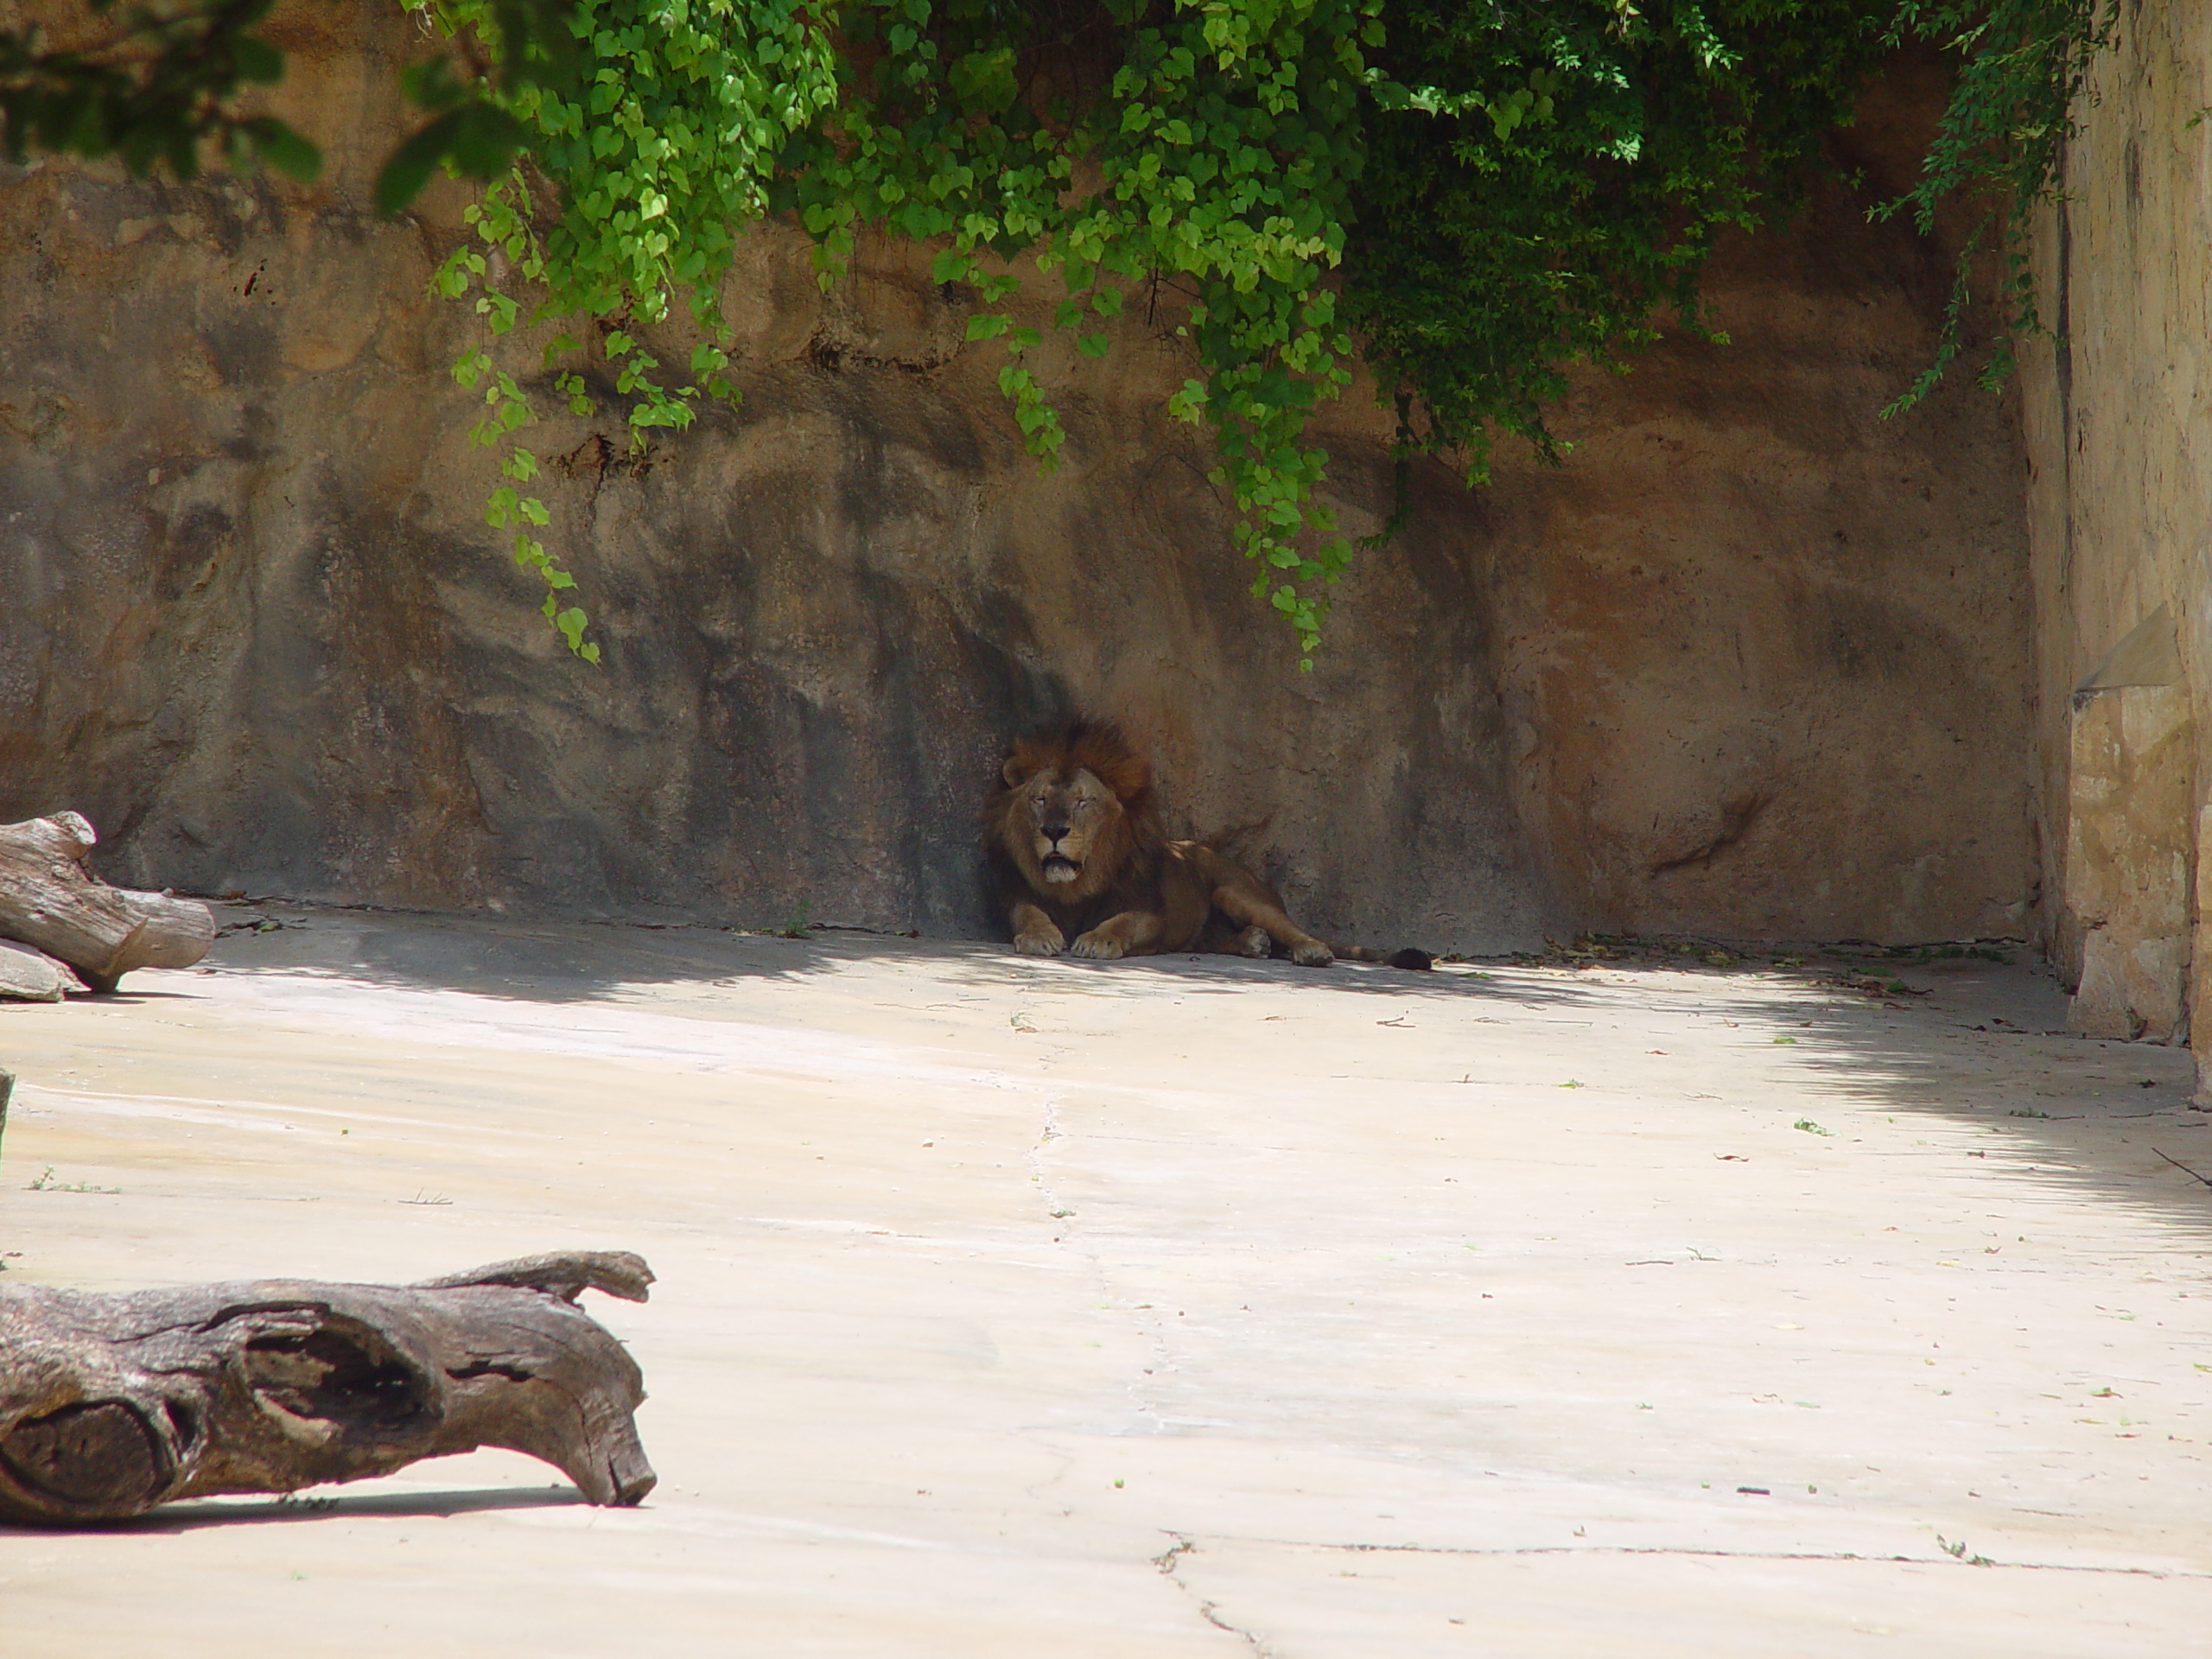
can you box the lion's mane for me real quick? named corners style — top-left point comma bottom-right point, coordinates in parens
top-left (982, 718), bottom-right (1166, 907)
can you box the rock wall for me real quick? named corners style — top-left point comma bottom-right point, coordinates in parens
top-left (2021, 1), bottom-right (2212, 1065)
top-left (0, 4), bottom-right (2037, 953)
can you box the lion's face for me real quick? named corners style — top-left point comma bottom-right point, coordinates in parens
top-left (989, 721), bottom-right (1156, 907)
top-left (1011, 765), bottom-right (1123, 889)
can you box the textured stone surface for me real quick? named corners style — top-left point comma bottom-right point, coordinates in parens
top-left (0, 939), bottom-right (75, 1001)
top-left (2019, 3), bottom-right (2212, 1069)
top-left (0, 7), bottom-right (2037, 950)
top-left (2063, 683), bottom-right (2193, 1041)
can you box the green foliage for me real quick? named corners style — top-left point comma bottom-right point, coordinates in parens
top-left (0, 0), bottom-right (581, 201)
top-left (1876, 0), bottom-right (2121, 412)
top-left (4, 0), bottom-right (2122, 659)
top-left (372, 0), bottom-right (590, 211)
top-left (0, 0), bottom-right (319, 181)
top-left (432, 0), bottom-right (2112, 660)
top-left (418, 0), bottom-right (1377, 663)
top-left (416, 0), bottom-right (840, 656)
top-left (1344, 1), bottom-right (1895, 486)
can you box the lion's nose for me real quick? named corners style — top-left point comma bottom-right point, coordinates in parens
top-left (1041, 823), bottom-right (1071, 843)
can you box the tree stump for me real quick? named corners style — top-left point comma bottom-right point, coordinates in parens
top-left (0, 813), bottom-right (215, 993)
top-left (0, 1251), bottom-right (657, 1523)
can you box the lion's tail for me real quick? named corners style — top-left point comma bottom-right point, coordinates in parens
top-left (1331, 944), bottom-right (1435, 971)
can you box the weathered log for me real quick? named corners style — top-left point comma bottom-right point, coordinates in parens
top-left (0, 1250), bottom-right (657, 1524)
top-left (0, 813), bottom-right (215, 992)
top-left (0, 939), bottom-right (82, 1001)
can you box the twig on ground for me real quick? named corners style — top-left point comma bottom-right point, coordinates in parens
top-left (2152, 1147), bottom-right (2212, 1190)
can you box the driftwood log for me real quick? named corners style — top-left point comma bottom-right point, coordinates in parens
top-left (0, 1251), bottom-right (656, 1524)
top-left (0, 813), bottom-right (214, 993)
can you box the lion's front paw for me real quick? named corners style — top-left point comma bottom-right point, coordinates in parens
top-left (1234, 925), bottom-right (1273, 959)
top-left (1014, 927), bottom-right (1065, 957)
top-left (1069, 930), bottom-right (1127, 960)
top-left (1290, 940), bottom-right (1335, 967)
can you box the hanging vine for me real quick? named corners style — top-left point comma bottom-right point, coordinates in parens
top-left (390, 0), bottom-right (2120, 664)
top-left (1876, 0), bottom-right (2123, 413)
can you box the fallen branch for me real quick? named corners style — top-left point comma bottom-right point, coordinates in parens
top-left (0, 1250), bottom-right (656, 1524)
top-left (0, 813), bottom-right (214, 993)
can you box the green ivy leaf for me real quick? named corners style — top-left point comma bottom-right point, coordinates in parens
top-left (240, 117), bottom-right (319, 180)
top-left (949, 46), bottom-right (1018, 115)
top-left (376, 103), bottom-right (530, 216)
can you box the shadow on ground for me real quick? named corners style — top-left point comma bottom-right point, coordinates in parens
top-left (1558, 942), bottom-right (2212, 1248)
top-left (176, 901), bottom-right (1580, 1008)
top-left (0, 1485), bottom-right (588, 1536)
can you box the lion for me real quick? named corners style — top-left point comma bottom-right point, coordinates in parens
top-left (982, 718), bottom-right (1430, 969)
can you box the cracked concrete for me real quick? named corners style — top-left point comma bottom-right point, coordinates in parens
top-left (2, 908), bottom-right (2209, 1655)
top-left (1155, 1534), bottom-right (1268, 1654)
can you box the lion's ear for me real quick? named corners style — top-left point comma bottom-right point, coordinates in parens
top-left (1085, 751), bottom-right (1150, 804)
top-left (1001, 756), bottom-right (1032, 788)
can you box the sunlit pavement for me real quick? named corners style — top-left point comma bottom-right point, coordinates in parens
top-left (3, 908), bottom-right (2208, 1656)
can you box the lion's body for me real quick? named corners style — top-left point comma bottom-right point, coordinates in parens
top-left (982, 720), bottom-right (1341, 966)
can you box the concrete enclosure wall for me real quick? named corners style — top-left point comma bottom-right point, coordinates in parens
top-left (1, 4), bottom-right (2039, 953)
top-left (2019, 1), bottom-right (2212, 1075)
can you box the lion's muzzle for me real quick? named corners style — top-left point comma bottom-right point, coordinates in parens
top-left (1040, 852), bottom-right (1080, 883)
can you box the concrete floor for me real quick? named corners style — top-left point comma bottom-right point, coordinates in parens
top-left (2, 908), bottom-right (2209, 1656)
